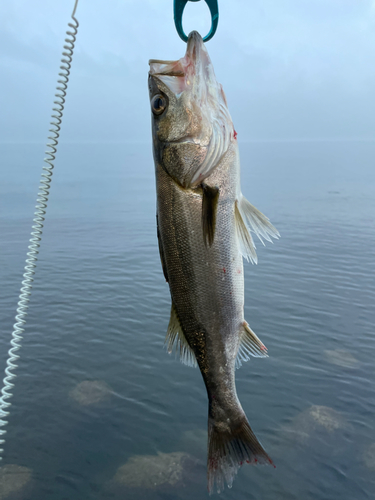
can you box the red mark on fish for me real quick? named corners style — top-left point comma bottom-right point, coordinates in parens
top-left (233, 130), bottom-right (237, 140)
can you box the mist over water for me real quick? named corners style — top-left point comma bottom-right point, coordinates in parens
top-left (0, 141), bottom-right (374, 499)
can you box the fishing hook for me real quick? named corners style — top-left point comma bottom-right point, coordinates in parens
top-left (174, 0), bottom-right (219, 42)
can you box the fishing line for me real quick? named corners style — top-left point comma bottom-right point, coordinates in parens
top-left (0, 0), bottom-right (80, 460)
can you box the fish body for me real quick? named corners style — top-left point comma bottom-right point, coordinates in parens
top-left (148, 32), bottom-right (279, 493)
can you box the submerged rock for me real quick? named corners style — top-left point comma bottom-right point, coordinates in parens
top-left (324, 349), bottom-right (359, 369)
top-left (113, 451), bottom-right (198, 489)
top-left (285, 405), bottom-right (348, 443)
top-left (363, 443), bottom-right (375, 470)
top-left (308, 405), bottom-right (347, 431)
top-left (0, 465), bottom-right (32, 500)
top-left (69, 380), bottom-right (113, 406)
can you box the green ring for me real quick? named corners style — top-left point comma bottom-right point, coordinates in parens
top-left (174, 0), bottom-right (219, 42)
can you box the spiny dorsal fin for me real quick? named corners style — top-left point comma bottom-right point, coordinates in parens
top-left (235, 201), bottom-right (258, 264)
top-left (165, 303), bottom-right (197, 368)
top-left (201, 183), bottom-right (220, 247)
top-left (156, 214), bottom-right (168, 282)
top-left (238, 195), bottom-right (279, 245)
top-left (235, 321), bottom-right (268, 369)
top-left (234, 195), bottom-right (279, 264)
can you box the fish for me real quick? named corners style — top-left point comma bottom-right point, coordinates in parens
top-left (148, 31), bottom-right (279, 494)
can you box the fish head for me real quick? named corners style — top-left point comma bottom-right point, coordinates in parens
top-left (148, 31), bottom-right (234, 188)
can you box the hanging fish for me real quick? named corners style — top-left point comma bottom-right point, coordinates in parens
top-left (148, 31), bottom-right (279, 494)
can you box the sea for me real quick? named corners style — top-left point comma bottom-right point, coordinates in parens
top-left (0, 140), bottom-right (374, 499)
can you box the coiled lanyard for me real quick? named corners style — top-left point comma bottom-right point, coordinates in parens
top-left (0, 0), bottom-right (80, 460)
top-left (174, 0), bottom-right (219, 42)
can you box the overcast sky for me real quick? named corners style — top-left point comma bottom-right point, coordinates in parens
top-left (1, 0), bottom-right (375, 143)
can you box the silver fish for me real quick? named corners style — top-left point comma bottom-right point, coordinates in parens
top-left (148, 31), bottom-right (279, 494)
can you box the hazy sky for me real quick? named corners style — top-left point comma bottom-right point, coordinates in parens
top-left (1, 0), bottom-right (375, 143)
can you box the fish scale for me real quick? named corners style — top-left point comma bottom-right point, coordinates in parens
top-left (156, 144), bottom-right (242, 368)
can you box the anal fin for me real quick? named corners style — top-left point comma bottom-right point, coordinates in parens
top-left (165, 303), bottom-right (197, 368)
top-left (202, 183), bottom-right (220, 247)
top-left (236, 321), bottom-right (268, 369)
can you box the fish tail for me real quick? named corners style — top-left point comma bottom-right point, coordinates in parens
top-left (207, 408), bottom-right (274, 494)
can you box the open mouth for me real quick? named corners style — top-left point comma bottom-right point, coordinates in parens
top-left (149, 59), bottom-right (185, 75)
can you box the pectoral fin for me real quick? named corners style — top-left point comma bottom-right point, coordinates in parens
top-left (235, 321), bottom-right (268, 369)
top-left (165, 303), bottom-right (198, 368)
top-left (156, 214), bottom-right (168, 282)
top-left (202, 183), bottom-right (220, 247)
top-left (235, 195), bottom-right (279, 264)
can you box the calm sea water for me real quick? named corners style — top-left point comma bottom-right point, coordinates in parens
top-left (0, 141), bottom-right (374, 499)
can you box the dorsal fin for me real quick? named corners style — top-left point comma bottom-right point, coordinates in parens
top-left (234, 195), bottom-right (279, 264)
top-left (234, 201), bottom-right (257, 264)
top-left (201, 183), bottom-right (220, 247)
top-left (238, 195), bottom-right (279, 245)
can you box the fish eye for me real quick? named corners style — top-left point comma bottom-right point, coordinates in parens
top-left (151, 94), bottom-right (167, 116)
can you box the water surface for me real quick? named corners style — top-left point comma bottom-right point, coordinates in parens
top-left (0, 141), bottom-right (374, 499)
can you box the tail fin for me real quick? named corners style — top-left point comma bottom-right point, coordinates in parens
top-left (207, 413), bottom-right (274, 494)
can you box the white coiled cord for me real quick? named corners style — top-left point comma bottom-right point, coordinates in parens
top-left (0, 0), bottom-right (79, 460)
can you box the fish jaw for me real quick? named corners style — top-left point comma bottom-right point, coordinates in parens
top-left (150, 31), bottom-right (219, 102)
top-left (148, 31), bottom-right (235, 188)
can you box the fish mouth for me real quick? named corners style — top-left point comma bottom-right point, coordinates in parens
top-left (185, 31), bottom-right (207, 69)
top-left (148, 59), bottom-right (185, 77)
top-left (148, 31), bottom-right (208, 87)
top-left (148, 32), bottom-right (215, 97)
